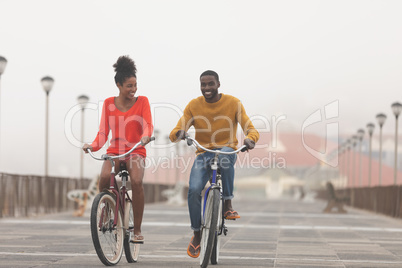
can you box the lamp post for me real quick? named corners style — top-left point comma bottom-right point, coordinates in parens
top-left (153, 129), bottom-right (160, 179)
top-left (165, 135), bottom-right (171, 185)
top-left (336, 144), bottom-right (342, 187)
top-left (346, 139), bottom-right (351, 188)
top-left (366, 123), bottom-right (375, 186)
top-left (0, 56), bottom-right (7, 76)
top-left (351, 135), bottom-right (358, 187)
top-left (391, 102), bottom-right (402, 185)
top-left (0, 56), bottom-right (7, 169)
top-left (175, 142), bottom-right (181, 184)
top-left (180, 141), bottom-right (187, 183)
top-left (0, 56), bottom-right (7, 95)
top-left (153, 129), bottom-right (160, 202)
top-left (342, 142), bottom-right (347, 188)
top-left (41, 76), bottom-right (54, 177)
top-left (376, 113), bottom-right (387, 186)
top-left (357, 129), bottom-right (365, 186)
top-left (78, 95), bottom-right (89, 180)
top-left (153, 129), bottom-right (160, 168)
top-left (0, 56), bottom-right (7, 94)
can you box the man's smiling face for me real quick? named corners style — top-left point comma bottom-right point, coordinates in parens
top-left (200, 75), bottom-right (220, 103)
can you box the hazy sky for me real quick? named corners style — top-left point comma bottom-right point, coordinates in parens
top-left (1, 0), bottom-right (402, 178)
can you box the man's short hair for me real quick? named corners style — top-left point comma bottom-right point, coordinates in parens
top-left (200, 70), bottom-right (219, 82)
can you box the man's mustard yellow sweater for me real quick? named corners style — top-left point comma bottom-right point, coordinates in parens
top-left (169, 94), bottom-right (259, 153)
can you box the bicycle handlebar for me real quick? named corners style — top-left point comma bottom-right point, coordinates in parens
top-left (185, 135), bottom-right (247, 154)
top-left (86, 136), bottom-right (155, 161)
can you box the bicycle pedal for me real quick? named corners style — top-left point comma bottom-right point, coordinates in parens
top-left (130, 240), bottom-right (144, 244)
top-left (223, 227), bottom-right (228, 236)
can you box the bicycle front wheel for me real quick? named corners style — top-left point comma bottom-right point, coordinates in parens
top-left (90, 191), bottom-right (124, 266)
top-left (123, 193), bottom-right (140, 263)
top-left (200, 188), bottom-right (220, 268)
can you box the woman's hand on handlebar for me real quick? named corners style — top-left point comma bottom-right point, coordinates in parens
top-left (82, 144), bottom-right (93, 153)
top-left (141, 136), bottom-right (152, 145)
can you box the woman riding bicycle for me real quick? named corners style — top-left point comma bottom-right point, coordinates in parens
top-left (83, 55), bottom-right (153, 243)
top-left (169, 70), bottom-right (259, 258)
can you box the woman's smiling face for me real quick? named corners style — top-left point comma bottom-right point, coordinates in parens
top-left (118, 76), bottom-right (137, 100)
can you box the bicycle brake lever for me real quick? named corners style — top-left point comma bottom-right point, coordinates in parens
top-left (186, 138), bottom-right (193, 146)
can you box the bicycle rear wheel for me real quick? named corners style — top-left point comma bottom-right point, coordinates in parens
top-left (211, 197), bottom-right (223, 265)
top-left (90, 191), bottom-right (124, 266)
top-left (123, 192), bottom-right (140, 262)
top-left (200, 188), bottom-right (220, 268)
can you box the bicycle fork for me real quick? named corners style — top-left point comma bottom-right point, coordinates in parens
top-left (202, 154), bottom-right (228, 236)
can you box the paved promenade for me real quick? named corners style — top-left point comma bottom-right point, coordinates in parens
top-left (1, 197), bottom-right (402, 268)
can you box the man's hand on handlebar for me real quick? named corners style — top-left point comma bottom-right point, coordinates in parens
top-left (242, 138), bottom-right (255, 152)
top-left (176, 130), bottom-right (187, 140)
top-left (82, 144), bottom-right (93, 153)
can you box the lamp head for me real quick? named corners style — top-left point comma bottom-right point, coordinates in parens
top-left (0, 56), bottom-right (7, 75)
top-left (391, 102), bottom-right (402, 118)
top-left (366, 123), bottom-right (375, 136)
top-left (77, 95), bottom-right (89, 109)
top-left (41, 76), bottom-right (54, 95)
top-left (352, 135), bottom-right (358, 146)
top-left (376, 113), bottom-right (387, 127)
top-left (357, 129), bottom-right (365, 141)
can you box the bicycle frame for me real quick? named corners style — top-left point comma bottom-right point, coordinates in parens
top-left (99, 166), bottom-right (131, 229)
top-left (185, 136), bottom-right (246, 230)
top-left (87, 138), bottom-right (155, 229)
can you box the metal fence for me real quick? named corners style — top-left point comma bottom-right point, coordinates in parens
top-left (317, 185), bottom-right (402, 218)
top-left (0, 173), bottom-right (178, 218)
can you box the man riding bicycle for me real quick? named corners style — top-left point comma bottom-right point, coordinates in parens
top-left (169, 70), bottom-right (259, 258)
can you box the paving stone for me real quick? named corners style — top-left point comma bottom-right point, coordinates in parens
top-left (1, 198), bottom-right (402, 267)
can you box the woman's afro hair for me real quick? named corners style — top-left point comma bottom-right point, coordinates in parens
top-left (113, 55), bottom-right (137, 85)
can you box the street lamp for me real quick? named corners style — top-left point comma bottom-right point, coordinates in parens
top-left (366, 123), bottom-right (375, 186)
top-left (351, 135), bottom-right (358, 187)
top-left (357, 129), bottom-right (365, 186)
top-left (346, 139), bottom-right (351, 188)
top-left (153, 129), bottom-right (160, 202)
top-left (391, 102), bottom-right (402, 185)
top-left (0, 57), bottom-right (7, 93)
top-left (0, 56), bottom-right (7, 169)
top-left (0, 56), bottom-right (7, 76)
top-left (153, 129), bottom-right (160, 176)
top-left (175, 142), bottom-right (181, 184)
top-left (165, 135), bottom-right (171, 185)
top-left (376, 113), bottom-right (387, 186)
top-left (336, 144), bottom-right (342, 187)
top-left (41, 76), bottom-right (54, 177)
top-left (342, 142), bottom-right (347, 188)
top-left (78, 95), bottom-right (89, 180)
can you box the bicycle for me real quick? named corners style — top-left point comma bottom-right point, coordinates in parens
top-left (86, 137), bottom-right (155, 266)
top-left (184, 135), bottom-right (246, 268)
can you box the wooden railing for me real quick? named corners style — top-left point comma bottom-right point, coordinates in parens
top-left (317, 185), bottom-right (402, 218)
top-left (0, 173), bottom-right (90, 218)
top-left (0, 173), bottom-right (182, 218)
